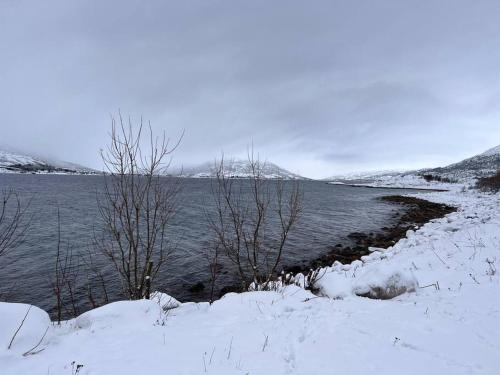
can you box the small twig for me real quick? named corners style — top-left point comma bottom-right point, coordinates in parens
top-left (23, 325), bottom-right (49, 356)
top-left (8, 305), bottom-right (32, 349)
top-left (255, 301), bottom-right (264, 314)
top-left (70, 362), bottom-right (84, 375)
top-left (227, 336), bottom-right (233, 360)
top-left (262, 334), bottom-right (269, 352)
top-left (430, 245), bottom-right (448, 268)
top-left (302, 296), bottom-right (321, 303)
top-left (209, 346), bottom-right (216, 365)
top-left (469, 273), bottom-right (480, 285)
top-left (420, 282), bottom-right (440, 291)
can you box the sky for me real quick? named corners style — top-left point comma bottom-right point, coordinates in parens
top-left (1, 0), bottom-right (499, 179)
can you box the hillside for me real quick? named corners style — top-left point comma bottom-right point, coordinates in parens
top-left (424, 145), bottom-right (500, 179)
top-left (323, 169), bottom-right (405, 182)
top-left (178, 159), bottom-right (306, 179)
top-left (0, 150), bottom-right (95, 174)
top-left (326, 145), bottom-right (500, 185)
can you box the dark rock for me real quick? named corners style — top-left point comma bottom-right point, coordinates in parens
top-left (188, 282), bottom-right (205, 293)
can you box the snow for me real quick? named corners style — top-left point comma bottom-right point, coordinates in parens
top-left (325, 169), bottom-right (406, 181)
top-left (0, 149), bottom-right (95, 174)
top-left (150, 291), bottom-right (181, 311)
top-left (0, 303), bottom-right (51, 356)
top-left (479, 145), bottom-right (500, 157)
top-left (326, 144), bottom-right (500, 183)
top-left (0, 150), bottom-right (45, 171)
top-left (329, 173), bottom-right (467, 190)
top-left (178, 159), bottom-right (306, 179)
top-left (352, 263), bottom-right (419, 299)
top-left (0, 182), bottom-right (499, 374)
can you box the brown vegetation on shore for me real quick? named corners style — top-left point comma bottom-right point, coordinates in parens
top-left (476, 171), bottom-right (500, 192)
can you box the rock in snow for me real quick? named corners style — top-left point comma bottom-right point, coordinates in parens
top-left (352, 264), bottom-right (418, 299)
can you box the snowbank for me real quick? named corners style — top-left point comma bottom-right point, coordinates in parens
top-left (0, 303), bottom-right (51, 355)
top-left (0, 187), bottom-right (499, 374)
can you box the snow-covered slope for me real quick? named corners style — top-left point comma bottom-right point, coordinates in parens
top-left (480, 144), bottom-right (500, 157)
top-left (426, 145), bottom-right (500, 179)
top-left (327, 145), bottom-right (500, 186)
top-left (0, 150), bottom-right (95, 174)
top-left (179, 159), bottom-right (306, 179)
top-left (0, 150), bottom-right (43, 168)
top-left (324, 169), bottom-right (406, 181)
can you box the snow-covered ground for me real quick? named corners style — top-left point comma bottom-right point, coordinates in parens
top-left (1, 182), bottom-right (499, 374)
top-left (330, 173), bottom-right (468, 191)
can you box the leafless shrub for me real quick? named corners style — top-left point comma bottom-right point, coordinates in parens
top-left (22, 325), bottom-right (49, 356)
top-left (8, 305), bottom-right (32, 349)
top-left (305, 268), bottom-right (327, 292)
top-left (476, 171), bottom-right (500, 193)
top-left (207, 151), bottom-right (302, 291)
top-left (421, 174), bottom-right (457, 183)
top-left (81, 247), bottom-right (110, 309)
top-left (0, 189), bottom-right (31, 259)
top-left (51, 209), bottom-right (81, 323)
top-left (95, 115), bottom-right (182, 300)
top-left (206, 242), bottom-right (221, 304)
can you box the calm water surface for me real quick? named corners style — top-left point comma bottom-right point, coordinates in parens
top-left (0, 174), bottom-right (415, 312)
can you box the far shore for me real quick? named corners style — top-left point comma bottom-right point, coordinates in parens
top-left (327, 181), bottom-right (448, 192)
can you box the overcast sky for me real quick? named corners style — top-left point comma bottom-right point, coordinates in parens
top-left (1, 1), bottom-right (499, 178)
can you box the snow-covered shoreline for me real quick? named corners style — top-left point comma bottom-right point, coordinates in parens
top-left (1, 184), bottom-right (499, 374)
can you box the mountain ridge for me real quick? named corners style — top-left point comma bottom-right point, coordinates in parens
top-left (0, 150), bottom-right (96, 174)
top-left (424, 144), bottom-right (500, 179)
top-left (324, 144), bottom-right (500, 183)
top-left (176, 158), bottom-right (307, 179)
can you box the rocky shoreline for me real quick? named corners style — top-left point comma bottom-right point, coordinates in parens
top-left (285, 195), bottom-right (457, 274)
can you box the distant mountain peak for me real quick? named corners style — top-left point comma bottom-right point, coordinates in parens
top-left (177, 158), bottom-right (306, 179)
top-left (0, 149), bottom-right (95, 174)
top-left (425, 144), bottom-right (500, 179)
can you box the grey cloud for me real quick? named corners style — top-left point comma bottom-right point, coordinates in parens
top-left (1, 0), bottom-right (499, 178)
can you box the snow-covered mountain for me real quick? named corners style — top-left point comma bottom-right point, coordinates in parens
top-left (324, 145), bottom-right (499, 185)
top-left (177, 159), bottom-right (306, 179)
top-left (323, 169), bottom-right (406, 181)
top-left (0, 150), bottom-right (95, 174)
top-left (425, 145), bottom-right (500, 179)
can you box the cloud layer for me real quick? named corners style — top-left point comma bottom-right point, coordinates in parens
top-left (1, 0), bottom-right (499, 178)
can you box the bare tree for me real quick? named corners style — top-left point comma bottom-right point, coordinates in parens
top-left (0, 189), bottom-right (31, 259)
top-left (95, 115), bottom-right (182, 300)
top-left (206, 241), bottom-right (221, 304)
top-left (82, 247), bottom-right (110, 309)
top-left (208, 151), bottom-right (302, 291)
top-left (51, 208), bottom-right (81, 323)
